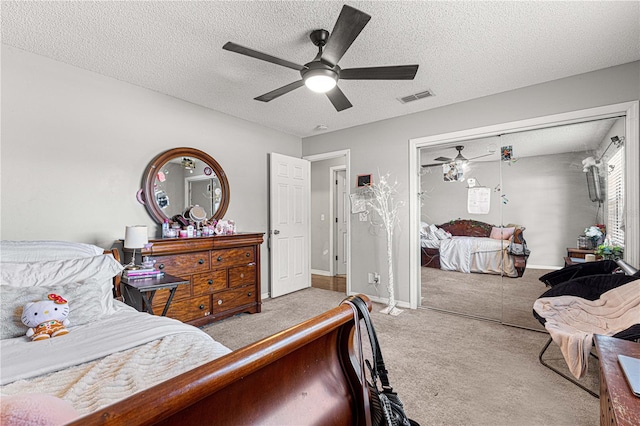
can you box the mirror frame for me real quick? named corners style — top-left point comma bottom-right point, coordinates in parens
top-left (142, 147), bottom-right (230, 224)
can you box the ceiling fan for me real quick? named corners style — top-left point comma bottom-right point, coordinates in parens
top-left (422, 146), bottom-right (494, 168)
top-left (222, 4), bottom-right (419, 112)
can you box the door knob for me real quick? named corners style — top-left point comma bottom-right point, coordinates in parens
top-left (273, 230), bottom-right (280, 235)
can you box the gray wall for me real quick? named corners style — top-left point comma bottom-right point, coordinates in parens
top-left (302, 61), bottom-right (640, 304)
top-left (1, 46), bottom-right (301, 296)
top-left (310, 157), bottom-right (346, 273)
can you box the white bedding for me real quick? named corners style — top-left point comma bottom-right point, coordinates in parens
top-left (1, 301), bottom-right (231, 415)
top-left (437, 236), bottom-right (517, 277)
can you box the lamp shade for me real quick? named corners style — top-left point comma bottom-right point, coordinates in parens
top-left (124, 225), bottom-right (148, 249)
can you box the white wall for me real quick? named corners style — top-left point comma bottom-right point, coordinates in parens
top-left (1, 46), bottom-right (301, 295)
top-left (302, 61), bottom-right (640, 304)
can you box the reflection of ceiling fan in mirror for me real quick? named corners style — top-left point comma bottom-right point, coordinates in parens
top-left (422, 145), bottom-right (493, 168)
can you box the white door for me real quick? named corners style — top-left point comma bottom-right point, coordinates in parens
top-left (335, 169), bottom-right (348, 275)
top-left (270, 153), bottom-right (311, 297)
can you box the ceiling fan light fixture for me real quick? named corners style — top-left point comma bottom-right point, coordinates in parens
top-left (303, 69), bottom-right (337, 93)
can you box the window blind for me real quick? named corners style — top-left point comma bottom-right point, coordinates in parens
top-left (606, 149), bottom-right (625, 247)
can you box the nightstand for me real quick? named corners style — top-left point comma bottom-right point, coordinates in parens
top-left (565, 248), bottom-right (601, 266)
top-left (121, 273), bottom-right (190, 316)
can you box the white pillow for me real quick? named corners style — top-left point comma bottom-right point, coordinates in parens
top-left (435, 227), bottom-right (452, 240)
top-left (0, 281), bottom-right (111, 339)
top-left (0, 255), bottom-right (123, 317)
top-left (0, 240), bottom-right (104, 263)
top-left (0, 255), bottom-right (123, 288)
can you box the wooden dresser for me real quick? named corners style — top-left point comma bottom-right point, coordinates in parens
top-left (127, 233), bottom-right (264, 327)
top-left (594, 335), bottom-right (640, 426)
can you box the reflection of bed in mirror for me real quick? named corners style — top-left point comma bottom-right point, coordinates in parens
top-left (421, 219), bottom-right (528, 277)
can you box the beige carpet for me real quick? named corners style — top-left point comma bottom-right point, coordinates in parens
top-left (421, 266), bottom-right (551, 331)
top-left (202, 287), bottom-right (599, 426)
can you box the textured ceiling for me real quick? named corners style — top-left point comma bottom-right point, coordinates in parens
top-left (2, 1), bottom-right (639, 138)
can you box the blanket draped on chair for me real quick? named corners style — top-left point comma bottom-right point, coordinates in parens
top-left (533, 280), bottom-right (640, 379)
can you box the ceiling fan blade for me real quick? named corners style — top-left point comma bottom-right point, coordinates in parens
top-left (340, 65), bottom-right (419, 80)
top-left (223, 42), bottom-right (306, 71)
top-left (254, 80), bottom-right (305, 102)
top-left (433, 156), bottom-right (453, 162)
top-left (421, 163), bottom-right (443, 168)
top-left (321, 5), bottom-right (371, 67)
top-left (326, 86), bottom-right (352, 111)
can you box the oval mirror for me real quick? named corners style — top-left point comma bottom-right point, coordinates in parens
top-left (142, 147), bottom-right (230, 224)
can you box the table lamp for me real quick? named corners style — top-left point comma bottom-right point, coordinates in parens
top-left (124, 225), bottom-right (148, 270)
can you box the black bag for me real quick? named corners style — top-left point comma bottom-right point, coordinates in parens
top-left (344, 296), bottom-right (420, 426)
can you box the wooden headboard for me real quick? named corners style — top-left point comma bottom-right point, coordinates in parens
top-left (69, 296), bottom-right (372, 425)
top-left (104, 248), bottom-right (122, 299)
top-left (439, 219), bottom-right (493, 238)
top-left (438, 219), bottom-right (525, 243)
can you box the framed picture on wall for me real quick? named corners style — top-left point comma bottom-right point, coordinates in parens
top-left (357, 174), bottom-right (372, 187)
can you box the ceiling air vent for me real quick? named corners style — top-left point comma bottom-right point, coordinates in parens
top-left (398, 89), bottom-right (434, 104)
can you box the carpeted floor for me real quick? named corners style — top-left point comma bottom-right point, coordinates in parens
top-left (421, 266), bottom-right (551, 331)
top-left (202, 287), bottom-right (599, 426)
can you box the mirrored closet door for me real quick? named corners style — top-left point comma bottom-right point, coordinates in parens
top-left (419, 117), bottom-right (626, 330)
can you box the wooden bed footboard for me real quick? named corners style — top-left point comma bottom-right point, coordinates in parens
top-left (68, 296), bottom-right (372, 426)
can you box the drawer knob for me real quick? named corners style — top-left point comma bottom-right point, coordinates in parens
top-left (247, 292), bottom-right (252, 297)
top-left (158, 264), bottom-right (165, 270)
top-left (217, 299), bottom-right (223, 305)
top-left (240, 273), bottom-right (245, 278)
top-left (198, 259), bottom-right (205, 264)
top-left (217, 256), bottom-right (223, 262)
top-left (246, 252), bottom-right (250, 257)
top-left (199, 304), bottom-right (205, 310)
top-left (208, 279), bottom-right (213, 285)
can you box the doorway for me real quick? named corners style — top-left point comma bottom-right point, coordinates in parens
top-left (306, 150), bottom-right (351, 294)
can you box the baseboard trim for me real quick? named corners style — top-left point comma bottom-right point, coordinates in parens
top-left (348, 292), bottom-right (411, 309)
top-left (311, 269), bottom-right (331, 276)
top-left (527, 264), bottom-right (562, 270)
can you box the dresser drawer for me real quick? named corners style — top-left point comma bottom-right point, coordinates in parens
top-left (211, 247), bottom-right (255, 268)
top-left (193, 270), bottom-right (227, 295)
top-left (150, 283), bottom-right (192, 308)
top-left (212, 286), bottom-right (256, 313)
top-left (154, 251), bottom-right (210, 276)
top-left (165, 295), bottom-right (211, 322)
top-left (228, 264), bottom-right (256, 288)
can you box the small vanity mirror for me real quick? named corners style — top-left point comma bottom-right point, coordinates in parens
top-left (142, 147), bottom-right (230, 224)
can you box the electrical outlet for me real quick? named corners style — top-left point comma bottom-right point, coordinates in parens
top-left (368, 272), bottom-right (380, 284)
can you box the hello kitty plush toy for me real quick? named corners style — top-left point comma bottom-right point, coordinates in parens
top-left (21, 294), bottom-right (70, 341)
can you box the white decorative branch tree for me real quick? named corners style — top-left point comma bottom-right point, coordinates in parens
top-left (365, 172), bottom-right (404, 316)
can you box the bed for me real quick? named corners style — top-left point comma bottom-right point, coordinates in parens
top-left (0, 241), bottom-right (370, 425)
top-left (420, 219), bottom-right (528, 277)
